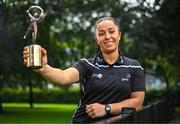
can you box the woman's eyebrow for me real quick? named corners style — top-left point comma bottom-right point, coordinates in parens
top-left (109, 28), bottom-right (115, 30)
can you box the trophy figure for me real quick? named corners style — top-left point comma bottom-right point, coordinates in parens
top-left (23, 6), bottom-right (45, 69)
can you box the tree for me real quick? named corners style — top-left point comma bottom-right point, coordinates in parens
top-left (124, 0), bottom-right (180, 88)
top-left (149, 0), bottom-right (180, 87)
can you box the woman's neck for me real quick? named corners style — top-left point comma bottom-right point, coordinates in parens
top-left (102, 50), bottom-right (119, 65)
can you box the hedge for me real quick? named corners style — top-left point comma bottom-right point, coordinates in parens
top-left (0, 87), bottom-right (172, 104)
top-left (0, 88), bottom-right (80, 103)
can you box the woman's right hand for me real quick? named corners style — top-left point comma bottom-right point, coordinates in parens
top-left (23, 46), bottom-right (48, 73)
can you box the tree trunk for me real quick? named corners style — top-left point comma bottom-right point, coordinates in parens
top-left (28, 69), bottom-right (33, 108)
top-left (0, 79), bottom-right (3, 113)
top-left (0, 97), bottom-right (3, 113)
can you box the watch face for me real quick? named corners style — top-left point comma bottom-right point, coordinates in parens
top-left (105, 104), bottom-right (111, 114)
top-left (106, 106), bottom-right (111, 111)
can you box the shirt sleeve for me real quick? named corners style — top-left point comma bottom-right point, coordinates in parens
top-left (131, 60), bottom-right (145, 92)
top-left (72, 59), bottom-right (88, 84)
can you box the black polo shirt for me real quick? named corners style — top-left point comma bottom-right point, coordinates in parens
top-left (72, 52), bottom-right (145, 123)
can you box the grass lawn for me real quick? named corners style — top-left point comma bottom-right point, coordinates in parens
top-left (0, 103), bottom-right (77, 123)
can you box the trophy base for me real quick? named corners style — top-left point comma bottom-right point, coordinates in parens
top-left (28, 65), bottom-right (42, 69)
top-left (27, 44), bottom-right (42, 69)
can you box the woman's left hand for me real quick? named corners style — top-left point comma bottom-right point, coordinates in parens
top-left (86, 103), bottom-right (106, 118)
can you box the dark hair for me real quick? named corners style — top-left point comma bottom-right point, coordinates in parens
top-left (95, 17), bottom-right (121, 33)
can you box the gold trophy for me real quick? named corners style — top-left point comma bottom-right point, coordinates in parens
top-left (23, 6), bottom-right (45, 69)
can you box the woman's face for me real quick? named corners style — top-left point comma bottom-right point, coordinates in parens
top-left (95, 20), bottom-right (121, 54)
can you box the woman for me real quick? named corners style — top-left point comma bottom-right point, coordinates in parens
top-left (23, 17), bottom-right (145, 123)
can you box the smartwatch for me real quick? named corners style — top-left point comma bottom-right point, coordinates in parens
top-left (105, 104), bottom-right (111, 115)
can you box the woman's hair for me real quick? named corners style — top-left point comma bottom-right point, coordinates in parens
top-left (95, 17), bottom-right (121, 33)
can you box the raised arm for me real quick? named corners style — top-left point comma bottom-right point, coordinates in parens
top-left (23, 47), bottom-right (79, 85)
top-left (37, 65), bottom-right (79, 85)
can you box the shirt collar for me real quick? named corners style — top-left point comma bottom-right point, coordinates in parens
top-left (94, 50), bottom-right (124, 65)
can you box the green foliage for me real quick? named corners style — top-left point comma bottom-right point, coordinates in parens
top-left (144, 89), bottom-right (168, 105)
top-left (132, 0), bottom-right (180, 91)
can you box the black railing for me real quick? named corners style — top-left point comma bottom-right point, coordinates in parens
top-left (96, 98), bottom-right (175, 123)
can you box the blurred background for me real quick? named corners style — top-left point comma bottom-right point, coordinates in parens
top-left (0, 0), bottom-right (180, 123)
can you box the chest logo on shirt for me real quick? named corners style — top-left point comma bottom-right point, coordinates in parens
top-left (122, 73), bottom-right (131, 82)
top-left (92, 73), bottom-right (103, 79)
